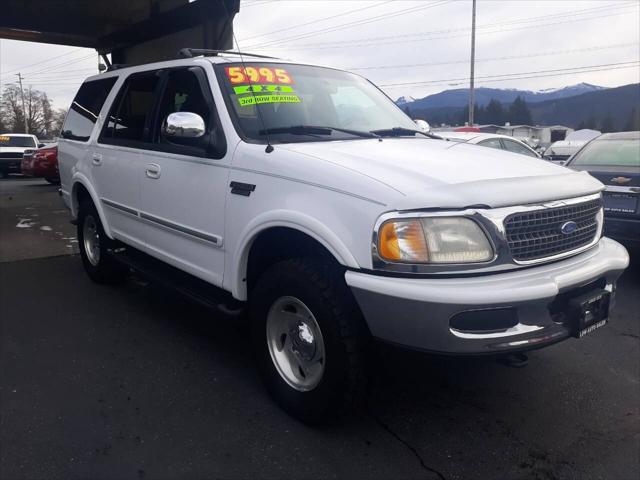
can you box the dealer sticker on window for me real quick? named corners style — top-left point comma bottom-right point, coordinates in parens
top-left (226, 66), bottom-right (300, 107)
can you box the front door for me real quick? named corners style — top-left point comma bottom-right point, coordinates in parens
top-left (139, 66), bottom-right (229, 287)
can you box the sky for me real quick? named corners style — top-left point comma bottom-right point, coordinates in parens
top-left (0, 0), bottom-right (638, 110)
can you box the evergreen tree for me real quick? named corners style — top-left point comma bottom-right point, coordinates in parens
top-left (508, 96), bottom-right (533, 125)
top-left (625, 106), bottom-right (640, 131)
top-left (485, 98), bottom-right (505, 125)
top-left (600, 113), bottom-right (615, 133)
top-left (584, 116), bottom-right (598, 130)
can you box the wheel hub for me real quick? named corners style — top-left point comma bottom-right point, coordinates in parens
top-left (82, 214), bottom-right (101, 266)
top-left (266, 296), bottom-right (325, 392)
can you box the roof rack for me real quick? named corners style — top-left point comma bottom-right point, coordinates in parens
top-left (177, 48), bottom-right (278, 60)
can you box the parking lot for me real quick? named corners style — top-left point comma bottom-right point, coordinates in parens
top-left (0, 177), bottom-right (638, 480)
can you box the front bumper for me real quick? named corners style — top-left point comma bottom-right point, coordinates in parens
top-left (346, 237), bottom-right (629, 355)
top-left (0, 158), bottom-right (22, 173)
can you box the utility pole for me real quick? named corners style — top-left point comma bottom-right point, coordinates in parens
top-left (468, 0), bottom-right (477, 127)
top-left (15, 73), bottom-right (28, 133)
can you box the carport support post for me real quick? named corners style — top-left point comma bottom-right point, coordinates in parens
top-left (16, 73), bottom-right (28, 133)
top-left (468, 0), bottom-right (476, 127)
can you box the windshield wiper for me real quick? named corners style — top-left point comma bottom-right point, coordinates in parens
top-left (259, 125), bottom-right (380, 139)
top-left (371, 127), bottom-right (442, 139)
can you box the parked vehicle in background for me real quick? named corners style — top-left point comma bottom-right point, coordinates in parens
top-left (58, 51), bottom-right (628, 423)
top-left (544, 129), bottom-right (601, 164)
top-left (566, 132), bottom-right (640, 248)
top-left (21, 143), bottom-right (60, 184)
top-left (438, 131), bottom-right (541, 158)
top-left (0, 133), bottom-right (40, 177)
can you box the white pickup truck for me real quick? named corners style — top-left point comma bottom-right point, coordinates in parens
top-left (0, 133), bottom-right (40, 177)
top-left (58, 51), bottom-right (629, 423)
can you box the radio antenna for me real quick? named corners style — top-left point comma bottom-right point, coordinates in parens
top-left (222, 2), bottom-right (274, 153)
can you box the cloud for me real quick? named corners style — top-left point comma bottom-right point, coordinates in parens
top-left (1, 0), bottom-right (637, 109)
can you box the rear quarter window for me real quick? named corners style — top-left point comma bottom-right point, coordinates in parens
top-left (61, 77), bottom-right (118, 142)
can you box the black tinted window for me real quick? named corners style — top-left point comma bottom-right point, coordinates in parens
top-left (61, 77), bottom-right (117, 142)
top-left (103, 73), bottom-right (160, 143)
top-left (154, 69), bottom-right (210, 143)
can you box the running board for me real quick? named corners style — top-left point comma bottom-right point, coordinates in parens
top-left (108, 246), bottom-right (245, 317)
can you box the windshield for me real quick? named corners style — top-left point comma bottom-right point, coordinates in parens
top-left (216, 62), bottom-right (418, 143)
top-left (0, 135), bottom-right (36, 148)
top-left (570, 139), bottom-right (640, 167)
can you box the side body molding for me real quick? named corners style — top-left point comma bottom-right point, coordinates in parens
top-left (227, 209), bottom-right (360, 301)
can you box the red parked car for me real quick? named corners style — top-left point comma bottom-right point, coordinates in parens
top-left (21, 143), bottom-right (60, 184)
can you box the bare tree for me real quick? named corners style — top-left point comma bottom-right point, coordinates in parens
top-left (0, 84), bottom-right (57, 137)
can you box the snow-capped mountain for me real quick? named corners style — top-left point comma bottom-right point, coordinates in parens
top-left (396, 83), bottom-right (606, 109)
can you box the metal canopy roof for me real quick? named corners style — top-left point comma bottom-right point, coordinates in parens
top-left (0, 0), bottom-right (240, 64)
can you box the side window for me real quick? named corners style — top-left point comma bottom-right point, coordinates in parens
top-left (61, 77), bottom-right (117, 142)
top-left (502, 139), bottom-right (537, 157)
top-left (101, 72), bottom-right (161, 145)
top-left (477, 138), bottom-right (503, 150)
top-left (154, 68), bottom-right (211, 143)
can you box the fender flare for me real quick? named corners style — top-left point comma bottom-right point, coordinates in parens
top-left (70, 174), bottom-right (113, 239)
top-left (228, 209), bottom-right (360, 301)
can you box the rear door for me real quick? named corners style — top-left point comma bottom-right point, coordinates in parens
top-left (138, 66), bottom-right (229, 287)
top-left (94, 71), bottom-right (163, 249)
top-left (58, 77), bottom-right (118, 205)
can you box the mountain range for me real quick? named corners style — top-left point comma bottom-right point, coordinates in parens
top-left (396, 83), bottom-right (606, 109)
top-left (397, 83), bottom-right (640, 130)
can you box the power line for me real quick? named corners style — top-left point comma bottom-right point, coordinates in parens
top-left (245, 1), bottom-right (452, 49)
top-left (345, 42), bottom-right (640, 71)
top-left (1, 52), bottom-right (96, 79)
top-left (274, 2), bottom-right (636, 49)
top-left (0, 47), bottom-right (85, 76)
top-left (259, 4), bottom-right (639, 51)
top-left (378, 61), bottom-right (640, 88)
top-left (238, 0), bottom-right (395, 42)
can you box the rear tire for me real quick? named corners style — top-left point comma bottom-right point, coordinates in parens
top-left (77, 198), bottom-right (128, 284)
top-left (251, 258), bottom-right (368, 424)
top-left (45, 177), bottom-right (60, 185)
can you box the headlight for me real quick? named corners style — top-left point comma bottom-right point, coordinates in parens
top-left (377, 217), bottom-right (493, 264)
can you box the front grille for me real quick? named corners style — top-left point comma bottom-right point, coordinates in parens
top-left (0, 152), bottom-right (23, 160)
top-left (505, 198), bottom-right (601, 262)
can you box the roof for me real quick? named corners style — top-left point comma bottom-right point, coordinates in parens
top-left (438, 131), bottom-right (521, 142)
top-left (0, 133), bottom-right (37, 137)
top-left (81, 53), bottom-right (325, 82)
top-left (480, 124), bottom-right (572, 131)
top-left (597, 131), bottom-right (640, 140)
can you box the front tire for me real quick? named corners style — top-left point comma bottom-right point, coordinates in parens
top-left (251, 258), bottom-right (368, 423)
top-left (77, 198), bottom-right (128, 284)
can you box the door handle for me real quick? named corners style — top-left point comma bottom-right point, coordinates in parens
top-left (91, 153), bottom-right (102, 166)
top-left (145, 163), bottom-right (161, 179)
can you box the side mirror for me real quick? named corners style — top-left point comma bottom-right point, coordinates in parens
top-left (413, 119), bottom-right (431, 133)
top-left (162, 112), bottom-right (205, 144)
top-left (38, 143), bottom-right (46, 148)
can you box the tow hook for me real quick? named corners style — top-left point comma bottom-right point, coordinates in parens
top-left (498, 352), bottom-right (529, 368)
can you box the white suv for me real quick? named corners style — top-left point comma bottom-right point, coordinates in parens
top-left (58, 51), bottom-right (629, 422)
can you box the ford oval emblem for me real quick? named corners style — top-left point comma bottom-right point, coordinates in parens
top-left (560, 221), bottom-right (578, 235)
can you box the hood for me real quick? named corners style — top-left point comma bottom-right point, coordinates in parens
top-left (280, 138), bottom-right (603, 209)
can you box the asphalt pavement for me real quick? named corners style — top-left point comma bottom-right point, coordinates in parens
top-left (1, 178), bottom-right (638, 480)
